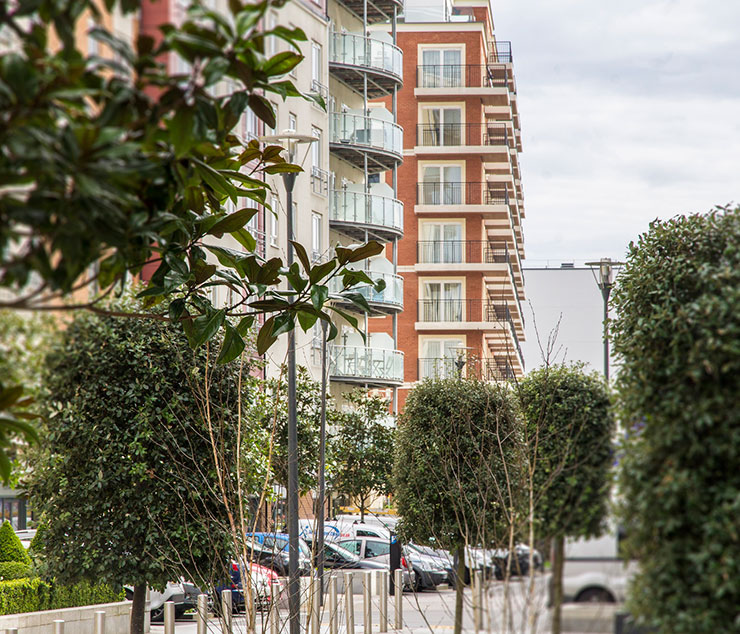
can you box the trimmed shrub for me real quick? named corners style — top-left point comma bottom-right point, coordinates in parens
top-left (611, 207), bottom-right (740, 633)
top-left (0, 578), bottom-right (124, 615)
top-left (0, 562), bottom-right (32, 581)
top-left (0, 521), bottom-right (31, 565)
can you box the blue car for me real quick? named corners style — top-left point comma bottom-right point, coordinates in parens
top-left (245, 533), bottom-right (313, 576)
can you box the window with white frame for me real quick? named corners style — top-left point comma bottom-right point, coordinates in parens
top-left (420, 48), bottom-right (463, 87)
top-left (311, 213), bottom-right (322, 260)
top-left (312, 42), bottom-right (322, 84)
top-left (288, 113), bottom-right (297, 132)
top-left (311, 127), bottom-right (322, 169)
top-left (269, 195), bottom-right (279, 246)
top-left (420, 165), bottom-right (463, 204)
top-left (421, 280), bottom-right (463, 321)
top-left (419, 221), bottom-right (463, 263)
top-left (420, 106), bottom-right (463, 146)
top-left (266, 11), bottom-right (278, 57)
top-left (420, 337), bottom-right (465, 379)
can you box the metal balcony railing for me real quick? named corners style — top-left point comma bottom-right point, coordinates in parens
top-left (417, 240), bottom-right (511, 265)
top-left (416, 182), bottom-right (509, 205)
top-left (329, 31), bottom-right (403, 80)
top-left (329, 345), bottom-right (404, 384)
top-left (310, 78), bottom-right (329, 101)
top-left (330, 112), bottom-right (403, 157)
top-left (311, 166), bottom-right (329, 196)
top-left (330, 190), bottom-right (403, 234)
top-left (416, 123), bottom-right (508, 147)
top-left (416, 300), bottom-right (511, 323)
top-left (418, 357), bottom-right (515, 381)
top-left (488, 41), bottom-right (513, 64)
top-left (330, 271), bottom-right (403, 310)
top-left (416, 64), bottom-right (509, 89)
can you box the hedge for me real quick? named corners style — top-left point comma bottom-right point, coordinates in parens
top-left (0, 562), bottom-right (32, 581)
top-left (0, 578), bottom-right (124, 615)
top-left (0, 521), bottom-right (31, 565)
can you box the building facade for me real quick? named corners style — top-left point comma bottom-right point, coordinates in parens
top-left (367, 0), bottom-right (527, 408)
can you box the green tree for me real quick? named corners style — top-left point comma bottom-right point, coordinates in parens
top-left (0, 0), bottom-right (384, 474)
top-left (331, 390), bottom-right (394, 521)
top-left (394, 378), bottom-right (520, 634)
top-left (518, 363), bottom-right (614, 634)
top-left (27, 308), bottom-right (251, 634)
top-left (610, 207), bottom-right (740, 634)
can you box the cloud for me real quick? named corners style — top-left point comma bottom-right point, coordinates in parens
top-left (492, 0), bottom-right (740, 261)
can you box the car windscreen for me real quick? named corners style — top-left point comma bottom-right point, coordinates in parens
top-left (327, 542), bottom-right (361, 562)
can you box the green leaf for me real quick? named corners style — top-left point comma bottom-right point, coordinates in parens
top-left (208, 208), bottom-right (258, 237)
top-left (310, 285), bottom-right (328, 310)
top-left (248, 94), bottom-right (276, 130)
top-left (168, 108), bottom-right (195, 158)
top-left (235, 315), bottom-right (255, 336)
top-left (297, 309), bottom-right (319, 332)
top-left (256, 316), bottom-right (277, 354)
top-left (232, 228), bottom-right (257, 252)
top-left (291, 241), bottom-right (311, 273)
top-left (263, 51), bottom-right (303, 76)
top-left (190, 309), bottom-right (226, 348)
top-left (308, 260), bottom-right (337, 284)
top-left (264, 163), bottom-right (302, 175)
top-left (216, 323), bottom-right (245, 364)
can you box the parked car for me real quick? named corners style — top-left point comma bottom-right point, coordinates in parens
top-left (305, 538), bottom-right (388, 572)
top-left (218, 560), bottom-right (281, 612)
top-left (244, 533), bottom-right (312, 576)
top-left (407, 543), bottom-right (455, 587)
top-left (489, 544), bottom-right (544, 579)
top-left (301, 518), bottom-right (391, 543)
top-left (339, 537), bottom-right (447, 592)
top-left (124, 580), bottom-right (201, 621)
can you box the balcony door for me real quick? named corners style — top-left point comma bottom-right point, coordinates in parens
top-left (422, 280), bottom-right (462, 321)
top-left (421, 222), bottom-right (462, 263)
top-left (421, 338), bottom-right (465, 379)
top-left (421, 165), bottom-right (462, 204)
top-left (421, 107), bottom-right (462, 146)
top-left (421, 48), bottom-right (463, 87)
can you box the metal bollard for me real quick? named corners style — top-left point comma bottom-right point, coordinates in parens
top-left (54, 620), bottom-right (65, 634)
top-left (271, 581), bottom-right (282, 634)
top-left (379, 570), bottom-right (388, 633)
top-left (222, 589), bottom-right (233, 634)
top-left (363, 571), bottom-right (372, 634)
top-left (311, 573), bottom-right (321, 634)
top-left (329, 575), bottom-right (338, 634)
top-left (344, 571), bottom-right (354, 634)
top-left (164, 601), bottom-right (175, 634)
top-left (94, 610), bottom-right (106, 634)
top-left (197, 593), bottom-right (208, 634)
top-left (474, 569), bottom-right (484, 632)
top-left (394, 569), bottom-right (403, 630)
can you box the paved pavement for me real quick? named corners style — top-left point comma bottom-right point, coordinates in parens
top-left (149, 576), bottom-right (618, 634)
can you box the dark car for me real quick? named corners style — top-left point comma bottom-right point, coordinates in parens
top-left (305, 538), bottom-right (388, 571)
top-left (339, 537), bottom-right (447, 592)
top-left (245, 533), bottom-right (312, 576)
top-left (407, 544), bottom-right (456, 587)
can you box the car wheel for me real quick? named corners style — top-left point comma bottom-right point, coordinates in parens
top-left (575, 587), bottom-right (615, 603)
top-left (150, 606), bottom-right (164, 622)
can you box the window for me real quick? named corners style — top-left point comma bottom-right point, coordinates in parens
top-left (364, 540), bottom-right (391, 558)
top-left (266, 12), bottom-right (278, 57)
top-left (420, 222), bottom-right (463, 263)
top-left (311, 127), bottom-right (322, 169)
top-left (311, 213), bottom-right (322, 260)
top-left (420, 107), bottom-right (463, 146)
top-left (420, 48), bottom-right (463, 87)
top-left (87, 17), bottom-right (99, 56)
top-left (311, 42), bottom-right (322, 84)
top-left (420, 338), bottom-right (465, 379)
top-left (421, 281), bottom-right (463, 321)
top-left (288, 113), bottom-right (297, 132)
top-left (269, 195), bottom-right (279, 246)
top-left (420, 165), bottom-right (463, 204)
top-left (339, 540), bottom-right (361, 556)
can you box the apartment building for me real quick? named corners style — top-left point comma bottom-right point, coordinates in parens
top-left (368, 0), bottom-right (526, 408)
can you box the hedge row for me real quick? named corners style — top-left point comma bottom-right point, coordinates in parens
top-left (0, 578), bottom-right (124, 615)
top-left (0, 562), bottom-right (32, 581)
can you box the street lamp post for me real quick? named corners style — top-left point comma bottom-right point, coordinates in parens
top-left (259, 131), bottom-right (316, 634)
top-left (585, 258), bottom-right (624, 382)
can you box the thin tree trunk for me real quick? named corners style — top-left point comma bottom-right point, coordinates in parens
top-left (360, 500), bottom-right (365, 522)
top-left (551, 536), bottom-right (564, 634)
top-left (454, 544), bottom-right (465, 634)
top-left (130, 584), bottom-right (146, 634)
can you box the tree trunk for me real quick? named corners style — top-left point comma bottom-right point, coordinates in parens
top-left (360, 498), bottom-right (365, 522)
top-left (454, 544), bottom-right (465, 634)
top-left (551, 536), bottom-right (564, 634)
top-left (130, 584), bottom-right (146, 634)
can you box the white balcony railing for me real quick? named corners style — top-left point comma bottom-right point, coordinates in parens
top-left (330, 112), bottom-right (403, 157)
top-left (329, 345), bottom-right (404, 384)
top-left (330, 190), bottom-right (403, 234)
top-left (330, 32), bottom-right (403, 80)
top-left (330, 271), bottom-right (403, 310)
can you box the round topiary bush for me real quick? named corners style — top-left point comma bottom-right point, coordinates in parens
top-left (0, 521), bottom-right (31, 565)
top-left (611, 207), bottom-right (740, 634)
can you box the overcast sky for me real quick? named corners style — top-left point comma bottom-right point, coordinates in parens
top-left (491, 0), bottom-right (740, 265)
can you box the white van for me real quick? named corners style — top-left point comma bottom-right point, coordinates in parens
top-left (299, 518), bottom-right (390, 542)
top-left (562, 528), bottom-right (637, 603)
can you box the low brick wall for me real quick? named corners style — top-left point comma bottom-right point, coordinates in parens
top-left (0, 601), bottom-right (129, 634)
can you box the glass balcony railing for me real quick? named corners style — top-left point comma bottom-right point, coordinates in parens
top-left (330, 32), bottom-right (402, 80)
top-left (329, 345), bottom-right (404, 384)
top-left (330, 271), bottom-right (403, 310)
top-left (330, 190), bottom-right (403, 235)
top-left (330, 112), bottom-right (403, 158)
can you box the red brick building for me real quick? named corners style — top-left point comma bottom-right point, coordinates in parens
top-left (369, 0), bottom-right (526, 408)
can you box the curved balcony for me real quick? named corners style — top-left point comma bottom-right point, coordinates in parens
top-left (329, 32), bottom-right (402, 99)
top-left (329, 112), bottom-right (403, 173)
top-left (330, 271), bottom-right (403, 315)
top-left (330, 189), bottom-right (403, 241)
top-left (329, 345), bottom-right (404, 387)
